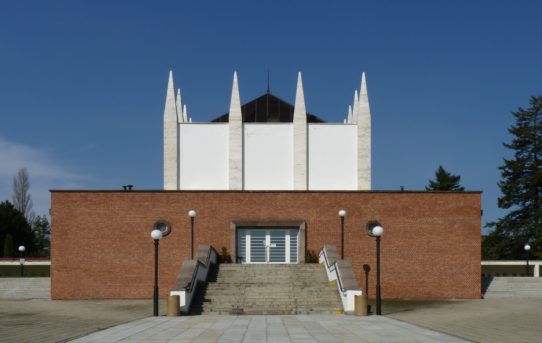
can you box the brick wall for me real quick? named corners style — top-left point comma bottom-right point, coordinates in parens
top-left (51, 191), bottom-right (481, 300)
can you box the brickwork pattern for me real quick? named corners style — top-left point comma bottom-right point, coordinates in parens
top-left (51, 191), bottom-right (481, 300)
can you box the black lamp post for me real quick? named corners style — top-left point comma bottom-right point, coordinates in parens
top-left (188, 210), bottom-right (196, 259)
top-left (366, 221), bottom-right (384, 315)
top-left (18, 246), bottom-right (26, 277)
top-left (524, 244), bottom-right (531, 277)
top-left (338, 210), bottom-right (346, 259)
top-left (151, 229), bottom-right (163, 316)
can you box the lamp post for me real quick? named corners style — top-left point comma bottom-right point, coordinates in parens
top-left (188, 210), bottom-right (196, 259)
top-left (366, 221), bottom-right (384, 315)
top-left (524, 244), bottom-right (531, 277)
top-left (151, 229), bottom-right (163, 316)
top-left (338, 210), bottom-right (346, 259)
top-left (18, 246), bottom-right (26, 277)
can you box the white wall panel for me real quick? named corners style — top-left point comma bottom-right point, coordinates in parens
top-left (244, 124), bottom-right (293, 190)
top-left (179, 124), bottom-right (228, 190)
top-left (308, 124), bottom-right (357, 190)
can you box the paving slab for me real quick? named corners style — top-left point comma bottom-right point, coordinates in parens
top-left (70, 315), bottom-right (467, 343)
top-left (1, 298), bottom-right (542, 342)
top-left (0, 298), bottom-right (162, 342)
top-left (384, 298), bottom-right (542, 343)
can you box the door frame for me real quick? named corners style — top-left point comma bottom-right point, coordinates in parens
top-left (230, 221), bottom-right (306, 264)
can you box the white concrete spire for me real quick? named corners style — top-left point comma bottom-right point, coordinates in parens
top-left (352, 90), bottom-right (359, 124)
top-left (228, 71), bottom-right (243, 190)
top-left (183, 104), bottom-right (188, 122)
top-left (347, 105), bottom-right (353, 124)
top-left (293, 72), bottom-right (307, 190)
top-left (163, 70), bottom-right (179, 190)
top-left (176, 88), bottom-right (183, 123)
top-left (357, 71), bottom-right (371, 190)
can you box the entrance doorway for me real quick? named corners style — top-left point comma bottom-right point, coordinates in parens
top-left (237, 228), bottom-right (299, 264)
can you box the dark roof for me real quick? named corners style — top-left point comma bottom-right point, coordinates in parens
top-left (210, 93), bottom-right (325, 123)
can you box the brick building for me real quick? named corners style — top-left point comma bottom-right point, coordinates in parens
top-left (51, 71), bottom-right (482, 304)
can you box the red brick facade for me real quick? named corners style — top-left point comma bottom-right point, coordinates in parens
top-left (51, 191), bottom-right (481, 300)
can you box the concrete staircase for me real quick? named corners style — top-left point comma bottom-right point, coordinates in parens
top-left (0, 277), bottom-right (50, 299)
top-left (483, 277), bottom-right (542, 298)
top-left (201, 264), bottom-right (342, 315)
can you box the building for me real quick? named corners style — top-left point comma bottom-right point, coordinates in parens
top-left (51, 71), bottom-right (481, 306)
top-left (163, 71), bottom-right (370, 192)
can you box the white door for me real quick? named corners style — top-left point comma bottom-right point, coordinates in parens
top-left (237, 228), bottom-right (298, 264)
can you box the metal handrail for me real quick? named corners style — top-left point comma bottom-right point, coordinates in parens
top-left (186, 246), bottom-right (213, 293)
top-left (321, 247), bottom-right (347, 293)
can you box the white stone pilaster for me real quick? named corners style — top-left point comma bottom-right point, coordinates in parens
top-left (357, 72), bottom-right (371, 190)
top-left (293, 72), bottom-right (307, 190)
top-left (228, 71), bottom-right (243, 190)
top-left (163, 70), bottom-right (179, 190)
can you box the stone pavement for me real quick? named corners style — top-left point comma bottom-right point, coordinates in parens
top-left (385, 298), bottom-right (542, 343)
top-left (1, 298), bottom-right (542, 342)
top-left (0, 299), bottom-right (160, 342)
top-left (70, 315), bottom-right (467, 343)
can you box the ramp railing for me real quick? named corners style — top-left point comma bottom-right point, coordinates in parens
top-left (170, 245), bottom-right (217, 313)
top-left (319, 244), bottom-right (362, 312)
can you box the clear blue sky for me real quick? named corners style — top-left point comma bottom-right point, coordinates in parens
top-left (1, 1), bottom-right (541, 233)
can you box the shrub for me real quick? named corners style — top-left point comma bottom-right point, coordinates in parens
top-left (305, 249), bottom-right (319, 263)
top-left (218, 246), bottom-right (232, 263)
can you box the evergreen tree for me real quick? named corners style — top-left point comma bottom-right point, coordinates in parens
top-left (31, 216), bottom-right (51, 257)
top-left (485, 96), bottom-right (542, 259)
top-left (426, 166), bottom-right (465, 191)
top-left (0, 201), bottom-right (35, 256)
top-left (3, 233), bottom-right (14, 257)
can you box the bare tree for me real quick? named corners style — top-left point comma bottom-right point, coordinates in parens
top-left (12, 167), bottom-right (34, 221)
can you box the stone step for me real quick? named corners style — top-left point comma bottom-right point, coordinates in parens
top-left (197, 263), bottom-right (342, 315)
top-left (0, 278), bottom-right (50, 300)
top-left (483, 277), bottom-right (542, 298)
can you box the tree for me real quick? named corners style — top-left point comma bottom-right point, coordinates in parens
top-left (12, 168), bottom-right (34, 222)
top-left (0, 201), bottom-right (35, 257)
top-left (485, 96), bottom-right (542, 260)
top-left (426, 166), bottom-right (465, 191)
top-left (31, 216), bottom-right (51, 257)
top-left (3, 233), bottom-right (13, 257)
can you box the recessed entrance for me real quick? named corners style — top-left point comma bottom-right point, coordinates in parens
top-left (230, 221), bottom-right (306, 264)
top-left (237, 228), bottom-right (299, 264)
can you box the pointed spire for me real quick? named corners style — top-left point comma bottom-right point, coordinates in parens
top-left (229, 71), bottom-right (242, 122)
top-left (357, 71), bottom-right (371, 190)
top-left (360, 72), bottom-right (368, 96)
top-left (183, 104), bottom-right (188, 122)
top-left (358, 72), bottom-right (370, 121)
top-left (347, 105), bottom-right (353, 124)
top-left (228, 71), bottom-right (243, 190)
top-left (293, 72), bottom-right (307, 190)
top-left (163, 70), bottom-right (179, 190)
top-left (165, 71), bottom-right (177, 118)
top-left (352, 90), bottom-right (359, 124)
top-left (176, 88), bottom-right (183, 123)
top-left (293, 72), bottom-right (306, 122)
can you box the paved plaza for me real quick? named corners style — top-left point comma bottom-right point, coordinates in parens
top-left (70, 315), bottom-right (466, 343)
top-left (1, 297), bottom-right (542, 342)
